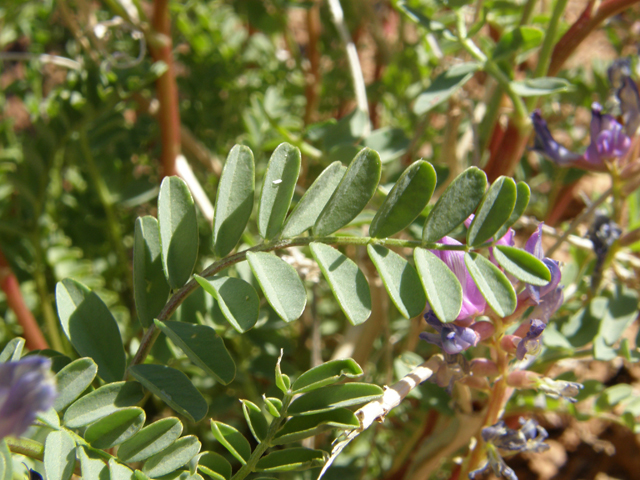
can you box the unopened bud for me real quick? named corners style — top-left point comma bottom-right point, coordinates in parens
top-left (506, 370), bottom-right (540, 389)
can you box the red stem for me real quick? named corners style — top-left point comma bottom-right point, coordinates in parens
top-left (0, 249), bottom-right (49, 351)
top-left (150, 0), bottom-right (181, 178)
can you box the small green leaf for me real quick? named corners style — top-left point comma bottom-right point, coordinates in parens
top-left (282, 162), bottom-right (346, 238)
top-left (85, 407), bottom-right (146, 449)
top-left (109, 459), bottom-right (136, 480)
top-left (467, 176), bottom-right (517, 246)
top-left (78, 447), bottom-right (108, 480)
top-left (494, 182), bottom-right (530, 240)
top-left (117, 417), bottom-right (183, 463)
top-left (53, 357), bottom-right (98, 412)
top-left (275, 352), bottom-right (290, 394)
top-left (367, 245), bottom-right (426, 319)
top-left (44, 431), bottom-right (76, 480)
top-left (255, 448), bottom-right (326, 472)
top-left (155, 320), bottom-right (235, 385)
top-left (158, 176), bottom-right (199, 289)
top-left (464, 253), bottom-right (516, 317)
top-left (0, 337), bottom-right (24, 362)
top-left (63, 381), bottom-right (144, 428)
top-left (246, 252), bottom-right (307, 322)
top-left (493, 246), bottom-right (551, 286)
top-left (510, 77), bottom-right (572, 96)
top-left (0, 441), bottom-right (10, 480)
top-left (292, 358), bottom-right (363, 394)
top-left (129, 364), bottom-right (208, 423)
top-left (55, 278), bottom-right (126, 383)
top-left (598, 287), bottom-right (639, 345)
top-left (422, 167), bottom-right (487, 243)
top-left (133, 216), bottom-right (171, 328)
top-left (210, 421), bottom-right (251, 464)
top-left (413, 248), bottom-right (462, 323)
top-left (369, 160), bottom-right (437, 238)
top-left (263, 396), bottom-right (282, 418)
top-left (310, 243), bottom-right (371, 326)
top-left (288, 383), bottom-right (384, 415)
top-left (197, 452), bottom-right (232, 480)
top-left (195, 275), bottom-right (259, 333)
top-left (241, 399), bottom-right (269, 442)
top-left (272, 408), bottom-right (359, 445)
top-left (492, 26), bottom-right (544, 61)
top-left (414, 63), bottom-right (479, 115)
top-left (313, 148), bottom-right (381, 236)
top-left (213, 145), bottom-right (255, 257)
top-left (258, 143), bottom-right (301, 239)
top-left (142, 436), bottom-right (201, 478)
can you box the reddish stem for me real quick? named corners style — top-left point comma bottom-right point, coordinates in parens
top-left (0, 249), bottom-right (49, 351)
top-left (150, 0), bottom-right (181, 178)
top-left (482, 120), bottom-right (530, 182)
top-left (304, 1), bottom-right (321, 126)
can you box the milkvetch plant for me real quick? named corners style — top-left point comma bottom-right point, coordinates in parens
top-left (3, 1), bottom-right (640, 480)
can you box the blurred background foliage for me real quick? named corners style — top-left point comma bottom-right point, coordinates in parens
top-left (3, 1), bottom-right (640, 479)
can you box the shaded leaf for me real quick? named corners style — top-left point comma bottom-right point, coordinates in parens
top-left (282, 162), bottom-right (346, 238)
top-left (361, 127), bottom-right (410, 163)
top-left (288, 383), bottom-right (384, 415)
top-left (129, 364), bottom-right (208, 423)
top-left (197, 452), bottom-right (232, 480)
top-left (241, 399), bottom-right (269, 442)
top-left (511, 77), bottom-right (572, 96)
top-left (117, 417), bottom-right (183, 463)
top-left (313, 148), bottom-right (381, 236)
top-left (210, 421), bottom-right (251, 464)
top-left (367, 245), bottom-right (426, 319)
top-left (133, 216), bottom-right (171, 328)
top-left (142, 436), bottom-right (201, 478)
top-left (422, 167), bottom-right (487, 243)
top-left (369, 160), bottom-right (436, 238)
top-left (155, 320), bottom-right (235, 385)
top-left (310, 243), bottom-right (371, 325)
top-left (414, 248), bottom-right (462, 323)
top-left (292, 358), bottom-right (363, 394)
top-left (213, 145), bottom-right (255, 257)
top-left (494, 182), bottom-right (530, 240)
top-left (158, 176), bottom-right (199, 289)
top-left (255, 448), bottom-right (326, 472)
top-left (85, 407), bottom-right (145, 449)
top-left (258, 143), bottom-right (301, 239)
top-left (44, 431), bottom-right (76, 480)
top-left (467, 176), bottom-right (516, 246)
top-left (246, 252), bottom-right (307, 322)
top-left (464, 253), bottom-right (516, 317)
top-left (0, 337), bottom-right (24, 362)
top-left (272, 409), bottom-right (359, 445)
top-left (63, 381), bottom-right (144, 428)
top-left (56, 278), bottom-right (126, 383)
top-left (195, 275), bottom-right (259, 333)
top-left (0, 441), bottom-right (10, 480)
top-left (53, 357), bottom-right (98, 412)
top-left (492, 26), bottom-right (544, 61)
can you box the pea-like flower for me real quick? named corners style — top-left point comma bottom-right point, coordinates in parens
top-left (531, 103), bottom-right (631, 168)
top-left (0, 356), bottom-right (57, 440)
top-left (536, 377), bottom-right (583, 403)
top-left (431, 236), bottom-right (486, 321)
top-left (515, 319), bottom-right (546, 360)
top-left (419, 311), bottom-right (480, 355)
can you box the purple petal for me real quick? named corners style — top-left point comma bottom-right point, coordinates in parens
top-left (618, 76), bottom-right (640, 136)
top-left (531, 111), bottom-right (584, 165)
top-left (584, 103), bottom-right (631, 164)
top-left (516, 319), bottom-right (546, 360)
top-left (525, 224), bottom-right (544, 259)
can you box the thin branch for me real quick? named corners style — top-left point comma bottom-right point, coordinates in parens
top-left (327, 0), bottom-right (371, 134)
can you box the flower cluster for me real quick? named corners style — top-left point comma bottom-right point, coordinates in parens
top-left (531, 62), bottom-right (640, 170)
top-left (469, 418), bottom-right (550, 480)
top-left (0, 356), bottom-right (57, 440)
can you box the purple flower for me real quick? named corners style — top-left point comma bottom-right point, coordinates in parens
top-left (519, 224), bottom-right (563, 322)
top-left (608, 59), bottom-right (640, 136)
top-left (482, 418), bottom-right (549, 453)
top-left (432, 237), bottom-right (486, 321)
top-left (584, 103), bottom-right (631, 164)
top-left (0, 356), bottom-right (57, 440)
top-left (516, 319), bottom-right (546, 360)
top-left (419, 311), bottom-right (479, 355)
top-left (531, 104), bottom-right (631, 168)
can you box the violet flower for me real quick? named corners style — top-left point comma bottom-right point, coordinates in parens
top-left (515, 319), bottom-right (546, 360)
top-left (419, 311), bottom-right (479, 355)
top-left (531, 104), bottom-right (631, 168)
top-left (0, 356), bottom-right (57, 440)
top-left (431, 236), bottom-right (486, 321)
